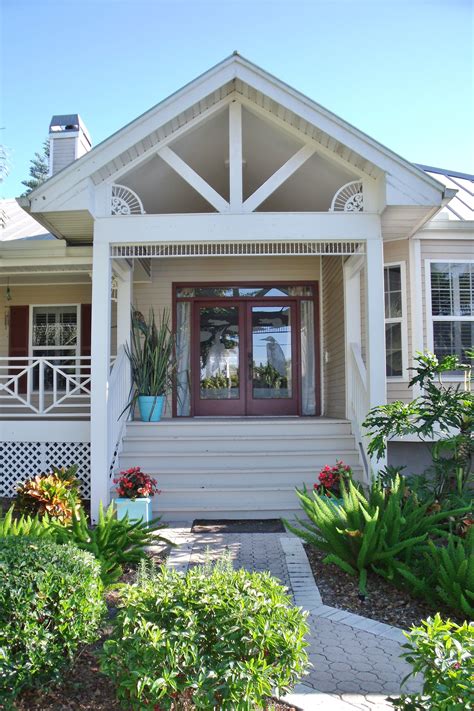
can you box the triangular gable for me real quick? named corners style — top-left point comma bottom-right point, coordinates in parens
top-left (25, 53), bottom-right (447, 220)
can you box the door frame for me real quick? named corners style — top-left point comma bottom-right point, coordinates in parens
top-left (172, 281), bottom-right (321, 417)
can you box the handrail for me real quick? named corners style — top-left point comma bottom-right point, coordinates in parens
top-left (107, 346), bottom-right (130, 476)
top-left (0, 356), bottom-right (92, 418)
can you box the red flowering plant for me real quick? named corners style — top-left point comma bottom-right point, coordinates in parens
top-left (113, 467), bottom-right (161, 500)
top-left (314, 460), bottom-right (353, 499)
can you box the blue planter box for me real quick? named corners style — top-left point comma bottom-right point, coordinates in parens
top-left (114, 497), bottom-right (152, 524)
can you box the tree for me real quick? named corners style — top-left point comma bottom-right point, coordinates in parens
top-left (21, 139), bottom-right (50, 194)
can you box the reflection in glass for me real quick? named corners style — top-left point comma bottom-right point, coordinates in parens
top-left (199, 306), bottom-right (240, 400)
top-left (177, 285), bottom-right (313, 298)
top-left (252, 306), bottom-right (292, 399)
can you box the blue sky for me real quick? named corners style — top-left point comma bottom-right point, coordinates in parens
top-left (1, 0), bottom-right (473, 197)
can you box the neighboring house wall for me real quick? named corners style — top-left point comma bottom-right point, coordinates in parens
top-left (321, 256), bottom-right (345, 418)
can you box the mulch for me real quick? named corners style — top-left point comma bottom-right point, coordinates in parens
top-left (192, 518), bottom-right (286, 533)
top-left (304, 544), bottom-right (466, 629)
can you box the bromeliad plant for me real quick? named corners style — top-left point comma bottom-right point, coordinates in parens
top-left (113, 466), bottom-right (160, 499)
top-left (423, 529), bottom-right (474, 619)
top-left (314, 460), bottom-right (353, 498)
top-left (16, 464), bottom-right (81, 523)
top-left (123, 308), bottom-right (176, 417)
top-left (286, 475), bottom-right (471, 597)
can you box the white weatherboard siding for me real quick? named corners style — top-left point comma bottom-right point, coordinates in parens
top-left (321, 256), bottom-right (345, 418)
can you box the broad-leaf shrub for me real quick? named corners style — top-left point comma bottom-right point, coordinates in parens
top-left (16, 464), bottom-right (81, 523)
top-left (0, 502), bottom-right (171, 587)
top-left (0, 537), bottom-right (105, 703)
top-left (101, 560), bottom-right (309, 709)
top-left (392, 615), bottom-right (474, 711)
top-left (286, 475), bottom-right (470, 596)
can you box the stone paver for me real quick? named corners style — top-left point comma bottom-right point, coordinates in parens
top-left (165, 526), bottom-right (421, 710)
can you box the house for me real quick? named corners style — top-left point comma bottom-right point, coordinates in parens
top-left (1, 54), bottom-right (473, 520)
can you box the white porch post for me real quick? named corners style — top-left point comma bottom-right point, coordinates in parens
top-left (364, 237), bottom-right (387, 470)
top-left (116, 264), bottom-right (132, 349)
top-left (90, 241), bottom-right (112, 522)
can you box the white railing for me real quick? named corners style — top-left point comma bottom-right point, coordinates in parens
top-left (0, 356), bottom-right (91, 418)
top-left (107, 346), bottom-right (130, 475)
top-left (348, 342), bottom-right (371, 479)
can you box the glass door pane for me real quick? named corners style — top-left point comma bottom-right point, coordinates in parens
top-left (251, 305), bottom-right (293, 399)
top-left (199, 305), bottom-right (240, 401)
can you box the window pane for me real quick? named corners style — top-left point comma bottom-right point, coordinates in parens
top-left (433, 321), bottom-right (474, 364)
top-left (32, 306), bottom-right (77, 347)
top-left (385, 322), bottom-right (403, 376)
top-left (177, 285), bottom-right (313, 298)
top-left (431, 262), bottom-right (474, 317)
top-left (384, 266), bottom-right (402, 318)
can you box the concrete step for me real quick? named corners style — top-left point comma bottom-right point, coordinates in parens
top-left (126, 418), bottom-right (353, 438)
top-left (118, 448), bottom-right (362, 471)
top-left (121, 433), bottom-right (358, 454)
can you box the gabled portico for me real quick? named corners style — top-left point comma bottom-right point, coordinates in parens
top-left (15, 54), bottom-right (449, 520)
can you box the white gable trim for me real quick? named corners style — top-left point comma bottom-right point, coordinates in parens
top-left (25, 54), bottom-right (445, 215)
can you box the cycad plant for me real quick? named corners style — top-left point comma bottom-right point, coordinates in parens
top-left (286, 475), bottom-right (470, 596)
top-left (123, 308), bottom-right (175, 418)
top-left (422, 529), bottom-right (474, 618)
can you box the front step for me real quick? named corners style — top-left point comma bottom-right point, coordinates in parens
top-left (116, 418), bottom-right (363, 519)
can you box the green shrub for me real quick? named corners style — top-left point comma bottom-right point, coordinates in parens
top-left (0, 502), bottom-right (171, 587)
top-left (16, 464), bottom-right (82, 523)
top-left (100, 559), bottom-right (309, 709)
top-left (392, 614), bottom-right (474, 710)
top-left (286, 475), bottom-right (470, 596)
top-left (0, 537), bottom-right (105, 702)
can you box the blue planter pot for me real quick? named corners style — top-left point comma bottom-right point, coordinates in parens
top-left (115, 497), bottom-right (152, 524)
top-left (138, 395), bottom-right (164, 422)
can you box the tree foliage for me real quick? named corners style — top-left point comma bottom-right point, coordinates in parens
top-left (21, 139), bottom-right (50, 194)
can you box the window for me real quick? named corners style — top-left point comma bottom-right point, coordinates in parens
top-left (31, 306), bottom-right (79, 390)
top-left (430, 262), bottom-right (474, 364)
top-left (384, 265), bottom-right (404, 377)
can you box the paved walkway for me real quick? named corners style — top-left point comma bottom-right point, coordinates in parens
top-left (164, 527), bottom-right (422, 710)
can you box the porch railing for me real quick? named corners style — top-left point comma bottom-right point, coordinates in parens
top-left (0, 356), bottom-right (92, 418)
top-left (107, 346), bottom-right (130, 475)
top-left (348, 342), bottom-right (370, 479)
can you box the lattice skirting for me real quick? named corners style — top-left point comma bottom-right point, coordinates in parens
top-left (0, 441), bottom-right (91, 498)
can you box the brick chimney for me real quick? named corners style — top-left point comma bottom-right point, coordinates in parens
top-left (48, 114), bottom-right (91, 175)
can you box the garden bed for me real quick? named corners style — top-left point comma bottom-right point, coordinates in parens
top-left (304, 545), bottom-right (465, 629)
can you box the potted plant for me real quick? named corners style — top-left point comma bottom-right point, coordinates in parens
top-left (313, 460), bottom-right (353, 504)
top-left (124, 308), bottom-right (175, 422)
top-left (113, 466), bottom-right (160, 523)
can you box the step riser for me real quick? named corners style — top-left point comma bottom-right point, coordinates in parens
top-left (122, 436), bottom-right (357, 454)
top-left (118, 451), bottom-right (361, 471)
top-left (127, 422), bottom-right (352, 438)
top-left (115, 470), bottom-right (362, 488)
top-left (155, 490), bottom-right (303, 510)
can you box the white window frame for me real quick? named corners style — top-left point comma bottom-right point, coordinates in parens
top-left (425, 259), bottom-right (474, 379)
top-left (29, 304), bottom-right (82, 391)
top-left (384, 261), bottom-right (408, 381)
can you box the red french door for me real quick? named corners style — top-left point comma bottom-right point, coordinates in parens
top-left (193, 300), bottom-right (298, 416)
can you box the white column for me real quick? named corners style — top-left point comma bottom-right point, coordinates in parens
top-left (365, 237), bottom-right (387, 471)
top-left (90, 240), bottom-right (112, 523)
top-left (409, 238), bottom-right (423, 398)
top-left (116, 264), bottom-right (132, 349)
top-left (343, 263), bottom-right (361, 419)
top-left (365, 238), bottom-right (386, 410)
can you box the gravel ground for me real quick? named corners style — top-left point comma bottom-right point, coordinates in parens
top-left (304, 545), bottom-right (465, 629)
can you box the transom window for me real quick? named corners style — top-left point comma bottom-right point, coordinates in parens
top-left (430, 262), bottom-right (474, 364)
top-left (384, 265), bottom-right (405, 377)
top-left (176, 285), bottom-right (314, 298)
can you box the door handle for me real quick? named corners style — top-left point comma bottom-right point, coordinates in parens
top-left (247, 352), bottom-right (253, 379)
